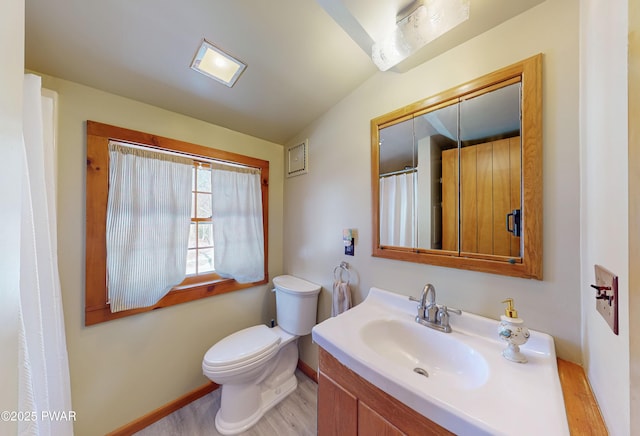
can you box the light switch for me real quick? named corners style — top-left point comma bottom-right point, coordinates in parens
top-left (343, 228), bottom-right (355, 256)
top-left (592, 264), bottom-right (619, 335)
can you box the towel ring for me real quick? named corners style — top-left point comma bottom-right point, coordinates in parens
top-left (333, 261), bottom-right (350, 284)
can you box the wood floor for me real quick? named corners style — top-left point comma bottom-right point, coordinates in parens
top-left (134, 370), bottom-right (317, 436)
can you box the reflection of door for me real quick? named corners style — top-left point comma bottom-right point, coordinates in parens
top-left (441, 147), bottom-right (458, 251)
top-left (442, 136), bottom-right (521, 256)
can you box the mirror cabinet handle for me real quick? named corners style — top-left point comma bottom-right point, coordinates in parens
top-left (506, 209), bottom-right (521, 237)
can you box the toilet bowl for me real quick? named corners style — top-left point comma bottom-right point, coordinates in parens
top-left (202, 275), bottom-right (321, 435)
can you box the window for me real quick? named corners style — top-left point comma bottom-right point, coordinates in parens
top-left (85, 121), bottom-right (269, 325)
top-left (188, 162), bottom-right (215, 276)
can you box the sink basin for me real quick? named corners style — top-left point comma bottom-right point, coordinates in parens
top-left (360, 318), bottom-right (489, 390)
top-left (312, 287), bottom-right (570, 436)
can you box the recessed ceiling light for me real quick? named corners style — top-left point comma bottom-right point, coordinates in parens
top-left (190, 40), bottom-right (246, 87)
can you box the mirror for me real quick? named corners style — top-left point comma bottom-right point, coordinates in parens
top-left (372, 55), bottom-right (542, 279)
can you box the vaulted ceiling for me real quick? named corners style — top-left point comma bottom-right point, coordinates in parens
top-left (25, 0), bottom-right (543, 144)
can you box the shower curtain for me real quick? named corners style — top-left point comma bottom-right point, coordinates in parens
top-left (379, 172), bottom-right (416, 247)
top-left (19, 74), bottom-right (73, 435)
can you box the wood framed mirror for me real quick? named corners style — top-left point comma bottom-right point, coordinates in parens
top-left (371, 54), bottom-right (542, 279)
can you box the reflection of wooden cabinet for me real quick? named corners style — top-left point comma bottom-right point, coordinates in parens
top-left (317, 348), bottom-right (454, 436)
top-left (441, 146), bottom-right (458, 252)
top-left (442, 137), bottom-right (521, 257)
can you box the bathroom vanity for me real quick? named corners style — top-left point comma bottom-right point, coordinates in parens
top-left (318, 347), bottom-right (453, 435)
top-left (312, 287), bottom-right (606, 435)
top-left (318, 347), bottom-right (605, 436)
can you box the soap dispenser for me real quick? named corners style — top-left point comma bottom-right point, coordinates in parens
top-left (498, 298), bottom-right (530, 363)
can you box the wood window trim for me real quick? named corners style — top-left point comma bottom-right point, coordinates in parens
top-left (85, 121), bottom-right (269, 326)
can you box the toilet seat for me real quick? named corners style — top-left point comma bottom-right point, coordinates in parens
top-left (201, 274), bottom-right (321, 435)
top-left (204, 325), bottom-right (281, 372)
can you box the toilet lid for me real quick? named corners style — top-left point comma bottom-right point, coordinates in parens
top-left (204, 325), bottom-right (281, 369)
top-left (273, 275), bottom-right (321, 295)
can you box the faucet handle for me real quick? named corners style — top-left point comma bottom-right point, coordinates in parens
top-left (409, 296), bottom-right (424, 310)
top-left (441, 305), bottom-right (462, 315)
top-left (409, 295), bottom-right (424, 303)
top-left (437, 305), bottom-right (461, 333)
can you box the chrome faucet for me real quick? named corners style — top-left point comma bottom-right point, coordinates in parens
top-left (409, 284), bottom-right (461, 333)
top-left (411, 283), bottom-right (438, 322)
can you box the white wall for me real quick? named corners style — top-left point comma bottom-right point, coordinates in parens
top-left (0, 1), bottom-right (24, 434)
top-left (285, 0), bottom-right (583, 370)
top-left (579, 1), bottom-right (630, 434)
top-left (37, 74), bottom-right (285, 435)
top-left (630, 1), bottom-right (640, 433)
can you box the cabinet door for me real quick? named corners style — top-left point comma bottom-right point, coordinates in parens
top-left (318, 372), bottom-right (357, 436)
top-left (358, 401), bottom-right (405, 436)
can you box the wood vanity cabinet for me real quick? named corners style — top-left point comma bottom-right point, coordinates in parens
top-left (317, 348), bottom-right (454, 436)
top-left (442, 136), bottom-right (521, 257)
top-left (318, 347), bottom-right (608, 435)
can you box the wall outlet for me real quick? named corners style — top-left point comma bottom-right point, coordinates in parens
top-left (593, 264), bottom-right (619, 335)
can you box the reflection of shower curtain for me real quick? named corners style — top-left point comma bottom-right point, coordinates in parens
top-left (379, 172), bottom-right (416, 247)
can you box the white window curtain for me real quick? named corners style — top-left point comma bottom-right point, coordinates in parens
top-left (106, 142), bottom-right (193, 312)
top-left (379, 172), bottom-right (416, 247)
top-left (211, 163), bottom-right (264, 283)
top-left (19, 74), bottom-right (73, 436)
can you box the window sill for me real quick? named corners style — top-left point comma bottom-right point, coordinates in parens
top-left (85, 276), bottom-right (268, 326)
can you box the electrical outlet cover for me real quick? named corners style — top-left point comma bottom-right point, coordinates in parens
top-left (594, 264), bottom-right (619, 335)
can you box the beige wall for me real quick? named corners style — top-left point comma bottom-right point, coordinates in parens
top-left (0, 1), bottom-right (24, 434)
top-left (11, 0), bottom-right (635, 434)
top-left (285, 0), bottom-right (582, 369)
top-left (38, 74), bottom-right (285, 435)
top-left (629, 0), bottom-right (639, 433)
top-left (579, 1), bottom-right (631, 434)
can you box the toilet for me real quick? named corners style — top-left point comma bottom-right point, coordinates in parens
top-left (202, 275), bottom-right (321, 435)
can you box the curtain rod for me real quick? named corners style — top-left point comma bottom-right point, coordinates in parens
top-left (379, 167), bottom-right (416, 178)
top-left (109, 139), bottom-right (248, 170)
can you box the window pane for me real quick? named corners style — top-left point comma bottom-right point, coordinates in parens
top-left (197, 166), bottom-right (211, 192)
top-left (197, 193), bottom-right (212, 218)
top-left (198, 223), bottom-right (213, 247)
top-left (188, 223), bottom-right (197, 249)
top-left (186, 249), bottom-right (197, 275)
top-left (198, 248), bottom-right (214, 273)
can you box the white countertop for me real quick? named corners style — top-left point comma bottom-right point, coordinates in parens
top-left (312, 287), bottom-right (570, 436)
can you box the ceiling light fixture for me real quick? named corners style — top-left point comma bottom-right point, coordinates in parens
top-left (191, 40), bottom-right (247, 87)
top-left (371, 0), bottom-right (470, 72)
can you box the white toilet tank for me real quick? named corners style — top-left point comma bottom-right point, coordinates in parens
top-left (273, 275), bottom-right (321, 336)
